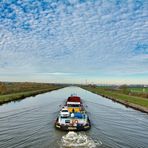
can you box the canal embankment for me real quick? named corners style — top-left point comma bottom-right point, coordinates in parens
top-left (0, 82), bottom-right (64, 105)
top-left (82, 86), bottom-right (148, 113)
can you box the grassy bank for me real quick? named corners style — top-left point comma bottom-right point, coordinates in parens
top-left (128, 87), bottom-right (148, 93)
top-left (0, 82), bottom-right (64, 105)
top-left (82, 86), bottom-right (148, 113)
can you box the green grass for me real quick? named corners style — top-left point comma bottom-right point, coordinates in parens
top-left (0, 82), bottom-right (63, 95)
top-left (128, 87), bottom-right (148, 93)
top-left (0, 85), bottom-right (63, 105)
top-left (82, 86), bottom-right (148, 108)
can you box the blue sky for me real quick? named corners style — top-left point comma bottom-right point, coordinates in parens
top-left (0, 0), bottom-right (148, 84)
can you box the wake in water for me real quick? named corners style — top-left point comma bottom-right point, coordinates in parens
top-left (59, 131), bottom-right (102, 148)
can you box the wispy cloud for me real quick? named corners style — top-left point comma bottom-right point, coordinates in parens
top-left (0, 0), bottom-right (148, 84)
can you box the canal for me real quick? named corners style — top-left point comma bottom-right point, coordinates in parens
top-left (0, 87), bottom-right (148, 148)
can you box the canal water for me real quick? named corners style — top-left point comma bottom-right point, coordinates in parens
top-left (0, 87), bottom-right (148, 148)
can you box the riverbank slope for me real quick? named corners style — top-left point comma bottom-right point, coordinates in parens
top-left (0, 82), bottom-right (64, 105)
top-left (82, 86), bottom-right (148, 113)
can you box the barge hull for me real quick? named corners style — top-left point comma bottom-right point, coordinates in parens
top-left (55, 123), bottom-right (91, 131)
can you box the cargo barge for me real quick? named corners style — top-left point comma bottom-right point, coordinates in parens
top-left (55, 95), bottom-right (91, 131)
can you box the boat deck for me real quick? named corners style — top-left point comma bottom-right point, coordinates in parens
top-left (58, 112), bottom-right (88, 126)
